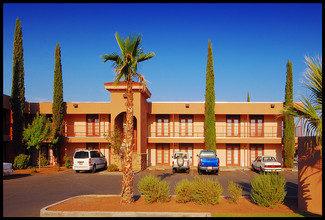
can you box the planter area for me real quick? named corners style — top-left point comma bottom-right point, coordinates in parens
top-left (41, 194), bottom-right (302, 217)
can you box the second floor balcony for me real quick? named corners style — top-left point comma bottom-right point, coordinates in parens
top-left (148, 125), bottom-right (302, 138)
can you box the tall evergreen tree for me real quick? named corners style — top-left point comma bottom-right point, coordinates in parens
top-left (52, 43), bottom-right (64, 165)
top-left (283, 60), bottom-right (295, 168)
top-left (10, 17), bottom-right (26, 155)
top-left (204, 40), bottom-right (216, 152)
top-left (247, 91), bottom-right (251, 102)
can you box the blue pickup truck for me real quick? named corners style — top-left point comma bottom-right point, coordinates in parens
top-left (197, 150), bottom-right (219, 175)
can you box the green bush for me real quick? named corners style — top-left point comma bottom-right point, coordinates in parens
top-left (175, 178), bottom-right (195, 203)
top-left (107, 164), bottom-right (119, 172)
top-left (29, 167), bottom-right (38, 174)
top-left (13, 154), bottom-right (30, 170)
top-left (192, 175), bottom-right (223, 205)
top-left (137, 174), bottom-right (170, 204)
top-left (250, 173), bottom-right (287, 208)
top-left (228, 181), bottom-right (242, 204)
top-left (63, 156), bottom-right (72, 168)
top-left (37, 153), bottom-right (49, 167)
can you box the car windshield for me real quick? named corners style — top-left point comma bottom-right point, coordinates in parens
top-left (263, 157), bottom-right (276, 162)
top-left (200, 151), bottom-right (216, 158)
top-left (74, 151), bottom-right (89, 158)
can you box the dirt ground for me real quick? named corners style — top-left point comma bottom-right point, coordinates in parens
top-left (13, 166), bottom-right (71, 175)
top-left (48, 195), bottom-right (299, 214)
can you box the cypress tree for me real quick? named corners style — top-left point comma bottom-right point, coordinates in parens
top-left (204, 40), bottom-right (216, 152)
top-left (10, 17), bottom-right (26, 155)
top-left (52, 43), bottom-right (64, 165)
top-left (247, 91), bottom-right (251, 102)
top-left (283, 60), bottom-right (295, 168)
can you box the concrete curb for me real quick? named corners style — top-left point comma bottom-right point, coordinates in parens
top-left (40, 195), bottom-right (211, 217)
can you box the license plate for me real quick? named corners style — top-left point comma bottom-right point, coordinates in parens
top-left (272, 170), bottom-right (275, 172)
top-left (207, 166), bottom-right (212, 170)
top-left (79, 163), bottom-right (83, 165)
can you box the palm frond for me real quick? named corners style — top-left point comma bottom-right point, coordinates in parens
top-left (115, 32), bottom-right (126, 55)
top-left (138, 52), bottom-right (155, 63)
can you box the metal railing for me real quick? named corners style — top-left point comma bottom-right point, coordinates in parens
top-left (148, 125), bottom-right (302, 138)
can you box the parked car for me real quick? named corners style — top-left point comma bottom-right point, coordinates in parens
top-left (251, 155), bottom-right (282, 173)
top-left (197, 150), bottom-right (219, 175)
top-left (73, 150), bottom-right (107, 173)
top-left (172, 152), bottom-right (191, 174)
top-left (3, 162), bottom-right (14, 176)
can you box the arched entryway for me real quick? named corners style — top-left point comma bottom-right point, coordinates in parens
top-left (114, 112), bottom-right (137, 152)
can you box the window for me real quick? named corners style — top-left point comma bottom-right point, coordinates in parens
top-left (156, 144), bottom-right (170, 165)
top-left (87, 114), bottom-right (100, 136)
top-left (250, 144), bottom-right (264, 164)
top-left (156, 115), bottom-right (170, 137)
top-left (226, 144), bottom-right (240, 166)
top-left (226, 115), bottom-right (240, 137)
top-left (250, 116), bottom-right (264, 137)
top-left (179, 115), bottom-right (194, 137)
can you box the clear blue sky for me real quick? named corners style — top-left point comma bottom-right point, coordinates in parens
top-left (3, 3), bottom-right (322, 103)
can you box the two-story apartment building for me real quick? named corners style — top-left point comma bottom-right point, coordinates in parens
top-left (3, 81), bottom-right (302, 170)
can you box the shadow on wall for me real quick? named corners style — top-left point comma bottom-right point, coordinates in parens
top-left (298, 136), bottom-right (322, 215)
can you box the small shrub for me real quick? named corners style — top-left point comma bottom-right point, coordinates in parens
top-left (63, 156), bottom-right (72, 168)
top-left (228, 181), bottom-right (242, 204)
top-left (37, 153), bottom-right (49, 167)
top-left (13, 154), bottom-right (30, 170)
top-left (29, 167), bottom-right (38, 174)
top-left (175, 178), bottom-right (195, 203)
top-left (250, 173), bottom-right (287, 208)
top-left (192, 175), bottom-right (223, 205)
top-left (137, 174), bottom-right (170, 204)
top-left (107, 164), bottom-right (119, 172)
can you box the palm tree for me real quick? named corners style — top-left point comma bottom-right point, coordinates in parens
top-left (283, 56), bottom-right (322, 150)
top-left (101, 32), bottom-right (155, 204)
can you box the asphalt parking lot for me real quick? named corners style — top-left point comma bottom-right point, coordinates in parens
top-left (3, 168), bottom-right (298, 217)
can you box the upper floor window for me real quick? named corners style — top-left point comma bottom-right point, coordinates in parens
top-left (226, 115), bottom-right (240, 137)
top-left (156, 115), bottom-right (170, 137)
top-left (250, 115), bottom-right (264, 137)
top-left (87, 114), bottom-right (99, 136)
top-left (180, 115), bottom-right (193, 137)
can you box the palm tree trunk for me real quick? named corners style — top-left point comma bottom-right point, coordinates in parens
top-left (120, 79), bottom-right (134, 204)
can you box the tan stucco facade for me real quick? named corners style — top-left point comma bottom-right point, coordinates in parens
top-left (3, 83), bottom-right (301, 170)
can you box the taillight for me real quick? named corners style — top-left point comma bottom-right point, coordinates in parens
top-left (172, 161), bottom-right (174, 166)
top-left (89, 158), bottom-right (91, 165)
top-left (72, 158), bottom-right (74, 164)
top-left (199, 159), bottom-right (201, 166)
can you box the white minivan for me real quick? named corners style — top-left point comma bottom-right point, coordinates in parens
top-left (73, 150), bottom-right (107, 173)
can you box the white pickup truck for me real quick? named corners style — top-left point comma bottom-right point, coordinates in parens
top-left (3, 162), bottom-right (14, 176)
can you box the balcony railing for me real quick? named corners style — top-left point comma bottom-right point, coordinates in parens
top-left (64, 124), bottom-right (110, 138)
top-left (148, 125), bottom-right (302, 138)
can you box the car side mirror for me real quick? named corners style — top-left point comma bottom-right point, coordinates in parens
top-left (191, 156), bottom-right (192, 158)
top-left (197, 154), bottom-right (199, 157)
top-left (172, 156), bottom-right (173, 158)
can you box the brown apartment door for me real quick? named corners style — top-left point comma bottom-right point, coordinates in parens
top-left (250, 144), bottom-right (264, 164)
top-left (226, 144), bottom-right (240, 166)
top-left (156, 144), bottom-right (170, 165)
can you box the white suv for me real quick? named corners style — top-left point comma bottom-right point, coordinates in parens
top-left (73, 150), bottom-right (107, 173)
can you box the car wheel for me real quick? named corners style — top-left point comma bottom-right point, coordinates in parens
top-left (104, 162), bottom-right (107, 170)
top-left (172, 168), bottom-right (176, 174)
top-left (92, 164), bottom-right (96, 173)
top-left (198, 168), bottom-right (202, 175)
top-left (75, 170), bottom-right (80, 173)
top-left (260, 166), bottom-right (264, 174)
top-left (252, 164), bottom-right (255, 171)
top-left (186, 168), bottom-right (190, 174)
top-left (215, 170), bottom-right (219, 175)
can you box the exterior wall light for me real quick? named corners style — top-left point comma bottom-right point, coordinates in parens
top-left (73, 104), bottom-right (78, 108)
top-left (185, 104), bottom-right (189, 108)
top-left (123, 93), bottom-right (127, 99)
top-left (271, 104), bottom-right (275, 108)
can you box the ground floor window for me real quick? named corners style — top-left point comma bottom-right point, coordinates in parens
top-left (156, 144), bottom-right (170, 165)
top-left (179, 143), bottom-right (193, 165)
top-left (250, 144), bottom-right (264, 164)
top-left (226, 144), bottom-right (240, 166)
